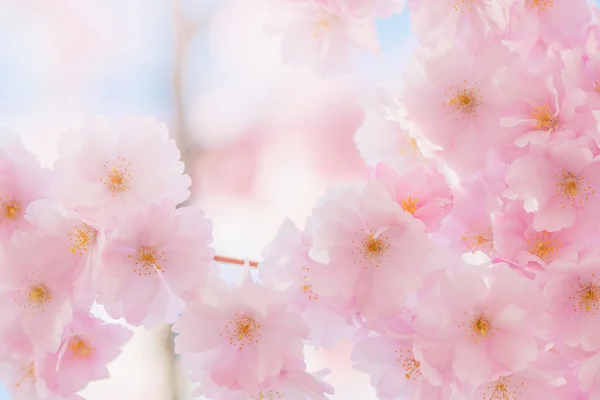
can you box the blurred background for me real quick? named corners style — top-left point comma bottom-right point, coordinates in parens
top-left (0, 0), bottom-right (414, 398)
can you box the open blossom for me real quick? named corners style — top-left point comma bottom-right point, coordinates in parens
top-left (374, 163), bottom-right (452, 232)
top-left (0, 131), bottom-right (51, 241)
top-left (53, 116), bottom-right (191, 229)
top-left (505, 137), bottom-right (600, 232)
top-left (173, 274), bottom-right (310, 393)
top-left (196, 369), bottom-right (334, 400)
top-left (96, 201), bottom-right (214, 327)
top-left (40, 311), bottom-right (132, 397)
top-left (544, 254), bottom-right (600, 351)
top-left (259, 218), bottom-right (349, 348)
top-left (492, 201), bottom-right (590, 274)
top-left (0, 231), bottom-right (78, 353)
top-left (0, 352), bottom-right (57, 400)
top-left (401, 43), bottom-right (517, 172)
top-left (264, 0), bottom-right (380, 74)
top-left (305, 180), bottom-right (436, 321)
top-left (413, 267), bottom-right (546, 387)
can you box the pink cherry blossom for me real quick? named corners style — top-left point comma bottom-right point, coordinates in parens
top-left (0, 231), bottom-right (77, 353)
top-left (259, 219), bottom-right (349, 348)
top-left (305, 180), bottom-right (436, 321)
top-left (173, 273), bottom-right (310, 393)
top-left (264, 0), bottom-right (380, 74)
top-left (401, 43), bottom-right (518, 173)
top-left (0, 352), bottom-right (57, 400)
top-left (0, 131), bottom-right (51, 241)
top-left (374, 163), bottom-right (453, 232)
top-left (40, 311), bottom-right (132, 397)
top-left (505, 137), bottom-right (600, 232)
top-left (53, 116), bottom-right (191, 229)
top-left (96, 201), bottom-right (214, 327)
top-left (544, 254), bottom-right (600, 351)
top-left (413, 266), bottom-right (547, 387)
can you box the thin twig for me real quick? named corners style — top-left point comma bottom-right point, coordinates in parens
top-left (214, 255), bottom-right (259, 268)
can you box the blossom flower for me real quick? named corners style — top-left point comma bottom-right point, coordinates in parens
top-left (401, 43), bottom-right (518, 173)
top-left (305, 180), bottom-right (436, 321)
top-left (374, 163), bottom-right (453, 232)
top-left (505, 137), bottom-right (600, 232)
top-left (259, 218), bottom-right (349, 348)
top-left (96, 201), bottom-right (214, 326)
top-left (264, 0), bottom-right (380, 74)
top-left (544, 255), bottom-right (600, 351)
top-left (491, 201), bottom-right (590, 274)
top-left (53, 116), bottom-right (191, 229)
top-left (0, 231), bottom-right (78, 353)
top-left (40, 311), bottom-right (132, 397)
top-left (173, 273), bottom-right (310, 393)
top-left (195, 369), bottom-right (334, 400)
top-left (413, 267), bottom-right (547, 387)
top-left (0, 131), bottom-right (51, 241)
top-left (0, 352), bottom-right (56, 400)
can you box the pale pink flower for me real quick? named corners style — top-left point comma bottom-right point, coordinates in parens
top-left (0, 231), bottom-right (77, 353)
top-left (506, 0), bottom-right (591, 47)
top-left (505, 137), bottom-right (600, 232)
top-left (0, 131), bottom-right (51, 241)
top-left (408, 0), bottom-right (513, 54)
top-left (401, 43), bottom-right (517, 173)
top-left (40, 311), bottom-right (132, 397)
top-left (25, 199), bottom-right (105, 305)
top-left (195, 369), bottom-right (334, 400)
top-left (173, 273), bottom-right (310, 393)
top-left (53, 116), bottom-right (191, 229)
top-left (544, 255), bottom-right (600, 351)
top-left (491, 201), bottom-right (590, 273)
top-left (0, 352), bottom-right (57, 400)
top-left (259, 219), bottom-right (349, 348)
top-left (305, 180), bottom-right (436, 321)
top-left (579, 351), bottom-right (600, 397)
top-left (96, 201), bottom-right (214, 326)
top-left (374, 163), bottom-right (453, 232)
top-left (265, 0), bottom-right (380, 74)
top-left (352, 317), bottom-right (449, 399)
top-left (413, 267), bottom-right (546, 387)
top-left (498, 64), bottom-right (594, 152)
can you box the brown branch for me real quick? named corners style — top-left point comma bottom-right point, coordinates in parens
top-left (214, 255), bottom-right (259, 268)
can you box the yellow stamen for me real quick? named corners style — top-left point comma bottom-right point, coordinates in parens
top-left (528, 231), bottom-right (560, 260)
top-left (130, 246), bottom-right (166, 276)
top-left (461, 225), bottom-right (493, 253)
top-left (28, 284), bottom-right (51, 306)
top-left (15, 361), bottom-right (35, 388)
top-left (223, 314), bottom-right (260, 350)
top-left (531, 104), bottom-right (558, 130)
top-left (460, 308), bottom-right (494, 343)
top-left (100, 157), bottom-right (134, 196)
top-left (68, 336), bottom-right (95, 359)
top-left (68, 224), bottom-right (98, 255)
top-left (483, 376), bottom-right (524, 400)
top-left (554, 169), bottom-right (594, 208)
top-left (401, 197), bottom-right (419, 215)
top-left (395, 348), bottom-right (422, 381)
top-left (444, 81), bottom-right (482, 118)
top-left (528, 0), bottom-right (553, 11)
top-left (571, 277), bottom-right (600, 314)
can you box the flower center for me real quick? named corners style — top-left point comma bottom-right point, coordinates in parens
top-left (15, 361), bottom-right (35, 388)
top-left (528, 0), bottom-right (553, 11)
top-left (484, 376), bottom-right (524, 400)
top-left (68, 224), bottom-right (98, 256)
top-left (2, 199), bottom-right (21, 221)
top-left (461, 308), bottom-right (494, 343)
top-left (225, 314), bottom-right (261, 350)
top-left (312, 10), bottom-right (334, 38)
top-left (130, 246), bottom-right (166, 276)
top-left (531, 104), bottom-right (558, 130)
top-left (444, 82), bottom-right (482, 117)
top-left (362, 233), bottom-right (389, 259)
top-left (450, 0), bottom-right (475, 12)
top-left (28, 284), bottom-right (51, 307)
top-left (555, 169), bottom-right (594, 208)
top-left (401, 197), bottom-right (419, 214)
top-left (571, 279), bottom-right (600, 314)
top-left (68, 336), bottom-right (95, 359)
top-left (251, 391), bottom-right (284, 400)
top-left (101, 157), bottom-right (134, 196)
top-left (461, 225), bottom-right (493, 253)
top-left (395, 348), bottom-right (422, 381)
top-left (299, 266), bottom-right (318, 300)
top-left (528, 231), bottom-right (560, 260)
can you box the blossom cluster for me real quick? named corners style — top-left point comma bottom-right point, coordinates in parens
top-left (5, 0), bottom-right (600, 399)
